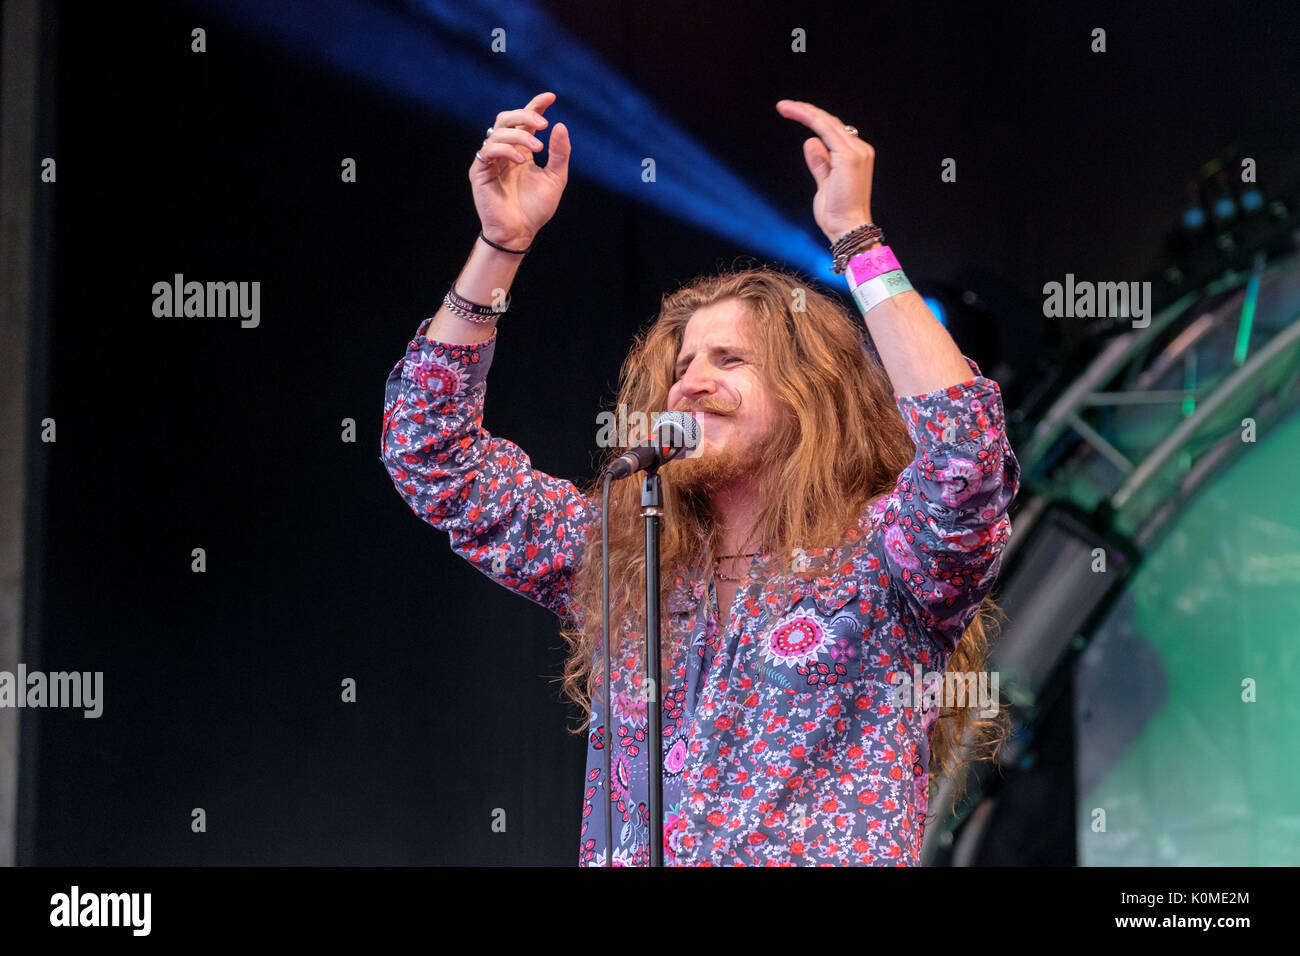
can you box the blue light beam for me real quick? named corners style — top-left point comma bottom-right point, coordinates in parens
top-left (191, 0), bottom-right (836, 279)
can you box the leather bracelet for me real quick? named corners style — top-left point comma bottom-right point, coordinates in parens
top-left (831, 222), bottom-right (884, 273)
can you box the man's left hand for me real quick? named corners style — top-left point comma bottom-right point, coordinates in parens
top-left (776, 99), bottom-right (875, 244)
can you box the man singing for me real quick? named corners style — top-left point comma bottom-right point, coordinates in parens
top-left (380, 92), bottom-right (1020, 865)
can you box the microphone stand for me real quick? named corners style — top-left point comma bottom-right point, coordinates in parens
top-left (599, 413), bottom-right (697, 867)
top-left (640, 467), bottom-right (665, 867)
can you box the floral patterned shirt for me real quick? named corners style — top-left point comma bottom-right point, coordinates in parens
top-left (381, 315), bottom-right (1020, 866)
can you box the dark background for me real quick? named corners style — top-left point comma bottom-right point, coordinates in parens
top-left (19, 0), bottom-right (1300, 864)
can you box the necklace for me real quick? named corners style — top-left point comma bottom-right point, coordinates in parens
top-left (713, 550), bottom-right (759, 583)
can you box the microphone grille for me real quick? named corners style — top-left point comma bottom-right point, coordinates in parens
top-left (654, 411), bottom-right (702, 455)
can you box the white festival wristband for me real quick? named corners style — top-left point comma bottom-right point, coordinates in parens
top-left (850, 268), bottom-right (915, 316)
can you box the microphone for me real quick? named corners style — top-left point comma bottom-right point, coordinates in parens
top-left (604, 411), bottom-right (701, 479)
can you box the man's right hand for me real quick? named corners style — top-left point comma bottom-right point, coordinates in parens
top-left (470, 91), bottom-right (570, 248)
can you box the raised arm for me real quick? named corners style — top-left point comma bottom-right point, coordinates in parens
top-left (777, 98), bottom-right (1020, 648)
top-left (380, 92), bottom-right (591, 621)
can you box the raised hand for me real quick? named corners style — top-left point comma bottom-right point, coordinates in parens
top-left (470, 91), bottom-right (570, 248)
top-left (775, 99), bottom-right (874, 244)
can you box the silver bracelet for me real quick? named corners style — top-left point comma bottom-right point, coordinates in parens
top-left (443, 289), bottom-right (503, 325)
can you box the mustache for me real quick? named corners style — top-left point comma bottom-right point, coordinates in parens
top-left (673, 395), bottom-right (740, 416)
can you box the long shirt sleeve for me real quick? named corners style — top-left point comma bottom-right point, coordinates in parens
top-left (873, 357), bottom-right (1020, 654)
top-left (379, 316), bottom-right (597, 624)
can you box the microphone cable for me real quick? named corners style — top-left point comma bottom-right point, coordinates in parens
top-left (601, 472), bottom-right (614, 866)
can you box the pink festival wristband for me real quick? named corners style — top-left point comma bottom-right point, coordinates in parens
top-left (845, 245), bottom-right (902, 288)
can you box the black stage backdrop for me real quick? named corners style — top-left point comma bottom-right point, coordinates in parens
top-left (20, 0), bottom-right (1300, 865)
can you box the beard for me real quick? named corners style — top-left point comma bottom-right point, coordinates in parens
top-left (664, 422), bottom-right (766, 494)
